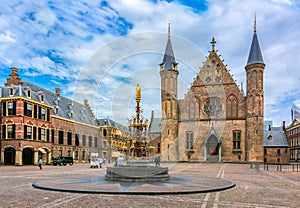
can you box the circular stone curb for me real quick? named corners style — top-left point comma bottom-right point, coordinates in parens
top-left (32, 175), bottom-right (236, 195)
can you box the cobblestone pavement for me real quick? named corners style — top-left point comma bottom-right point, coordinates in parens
top-left (0, 162), bottom-right (299, 208)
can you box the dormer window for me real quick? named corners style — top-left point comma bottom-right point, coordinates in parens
top-left (27, 89), bottom-right (31, 98)
top-left (9, 88), bottom-right (14, 96)
top-left (37, 91), bottom-right (44, 102)
top-left (40, 94), bottom-right (44, 102)
top-left (68, 110), bottom-right (73, 119)
top-left (68, 103), bottom-right (73, 110)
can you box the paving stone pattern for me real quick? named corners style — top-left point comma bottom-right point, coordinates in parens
top-left (0, 163), bottom-right (299, 207)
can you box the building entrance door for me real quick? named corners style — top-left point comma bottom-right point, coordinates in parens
top-left (23, 148), bottom-right (34, 165)
top-left (206, 135), bottom-right (220, 161)
top-left (4, 147), bottom-right (15, 165)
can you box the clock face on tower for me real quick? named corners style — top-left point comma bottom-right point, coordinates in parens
top-left (203, 98), bottom-right (222, 117)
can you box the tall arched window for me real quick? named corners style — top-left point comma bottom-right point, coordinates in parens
top-left (226, 94), bottom-right (238, 118)
top-left (252, 70), bottom-right (257, 89)
top-left (170, 77), bottom-right (174, 92)
top-left (189, 98), bottom-right (199, 119)
top-left (164, 77), bottom-right (168, 91)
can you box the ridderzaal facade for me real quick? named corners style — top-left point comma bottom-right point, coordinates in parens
top-left (156, 23), bottom-right (265, 163)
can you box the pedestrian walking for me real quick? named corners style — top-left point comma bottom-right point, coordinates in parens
top-left (154, 156), bottom-right (160, 166)
top-left (38, 158), bottom-right (43, 170)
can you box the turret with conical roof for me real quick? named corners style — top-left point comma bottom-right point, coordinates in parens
top-left (160, 21), bottom-right (178, 71)
top-left (246, 18), bottom-right (264, 66)
top-left (245, 17), bottom-right (265, 162)
top-left (160, 21), bottom-right (179, 161)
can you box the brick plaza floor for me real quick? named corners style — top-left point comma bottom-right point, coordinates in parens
top-left (0, 162), bottom-right (299, 208)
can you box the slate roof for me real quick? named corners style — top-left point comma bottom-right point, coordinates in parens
top-left (0, 80), bottom-right (98, 126)
top-left (264, 127), bottom-right (288, 147)
top-left (161, 36), bottom-right (177, 70)
top-left (97, 118), bottom-right (129, 132)
top-left (148, 117), bottom-right (162, 133)
top-left (247, 31), bottom-right (264, 66)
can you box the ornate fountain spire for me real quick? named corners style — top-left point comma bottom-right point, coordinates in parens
top-left (136, 84), bottom-right (141, 103)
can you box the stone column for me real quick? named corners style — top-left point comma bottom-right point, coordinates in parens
top-left (0, 149), bottom-right (4, 164)
top-left (47, 152), bottom-right (52, 165)
top-left (218, 146), bottom-right (222, 162)
top-left (34, 151), bottom-right (39, 165)
top-left (15, 150), bottom-right (22, 166)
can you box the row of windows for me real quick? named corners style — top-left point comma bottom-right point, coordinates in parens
top-left (55, 130), bottom-right (98, 148)
top-left (287, 126), bottom-right (300, 136)
top-left (57, 150), bottom-right (85, 160)
top-left (2, 124), bottom-right (99, 148)
top-left (185, 130), bottom-right (242, 150)
top-left (2, 101), bottom-right (50, 121)
top-left (2, 124), bottom-right (51, 141)
top-left (289, 137), bottom-right (300, 147)
top-left (264, 148), bottom-right (288, 156)
top-left (290, 149), bottom-right (300, 161)
top-left (187, 95), bottom-right (239, 119)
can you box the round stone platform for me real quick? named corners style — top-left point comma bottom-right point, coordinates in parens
top-left (32, 173), bottom-right (235, 195)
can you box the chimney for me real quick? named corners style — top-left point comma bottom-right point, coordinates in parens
top-left (55, 88), bottom-right (60, 96)
top-left (5, 67), bottom-right (21, 86)
top-left (151, 110), bottom-right (154, 120)
top-left (282, 121), bottom-right (286, 130)
top-left (84, 99), bottom-right (88, 106)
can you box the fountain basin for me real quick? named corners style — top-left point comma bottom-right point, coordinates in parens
top-left (105, 166), bottom-right (170, 182)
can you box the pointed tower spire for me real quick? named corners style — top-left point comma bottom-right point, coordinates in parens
top-left (161, 21), bottom-right (177, 70)
top-left (254, 13), bottom-right (257, 32)
top-left (168, 20), bottom-right (171, 37)
top-left (211, 37), bottom-right (216, 51)
top-left (246, 16), bottom-right (264, 66)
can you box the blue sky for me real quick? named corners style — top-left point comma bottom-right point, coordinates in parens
top-left (1, 0), bottom-right (300, 126)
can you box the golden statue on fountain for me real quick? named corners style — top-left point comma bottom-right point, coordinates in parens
top-left (105, 84), bottom-right (169, 182)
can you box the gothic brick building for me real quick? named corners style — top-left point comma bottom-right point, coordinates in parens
top-left (153, 23), bottom-right (265, 162)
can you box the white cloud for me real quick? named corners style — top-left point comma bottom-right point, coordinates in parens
top-left (0, 31), bottom-right (16, 43)
top-left (1, 0), bottom-right (299, 126)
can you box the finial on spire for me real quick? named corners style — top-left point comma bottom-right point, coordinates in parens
top-left (136, 84), bottom-right (141, 102)
top-left (211, 37), bottom-right (216, 50)
top-left (254, 13), bottom-right (257, 32)
top-left (168, 20), bottom-right (170, 37)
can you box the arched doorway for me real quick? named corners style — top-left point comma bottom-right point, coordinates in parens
top-left (205, 135), bottom-right (221, 162)
top-left (4, 147), bottom-right (16, 165)
top-left (23, 148), bottom-right (34, 165)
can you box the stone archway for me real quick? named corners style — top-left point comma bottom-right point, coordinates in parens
top-left (23, 148), bottom-right (34, 165)
top-left (4, 147), bottom-right (16, 165)
top-left (38, 147), bottom-right (52, 164)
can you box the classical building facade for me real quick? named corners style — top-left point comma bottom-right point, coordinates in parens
top-left (286, 119), bottom-right (300, 162)
top-left (153, 23), bottom-right (265, 162)
top-left (0, 68), bottom-right (100, 165)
